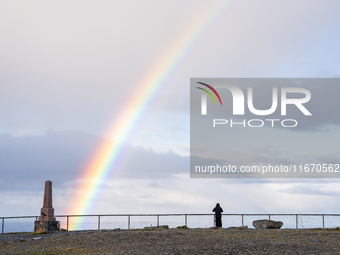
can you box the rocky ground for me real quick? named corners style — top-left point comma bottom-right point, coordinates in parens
top-left (0, 227), bottom-right (340, 254)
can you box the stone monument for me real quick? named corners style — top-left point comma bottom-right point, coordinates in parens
top-left (34, 180), bottom-right (60, 232)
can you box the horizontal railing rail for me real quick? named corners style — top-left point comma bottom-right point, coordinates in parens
top-left (3, 213), bottom-right (340, 218)
top-left (1, 213), bottom-right (340, 234)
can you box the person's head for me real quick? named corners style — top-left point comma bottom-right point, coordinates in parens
top-left (216, 203), bottom-right (220, 207)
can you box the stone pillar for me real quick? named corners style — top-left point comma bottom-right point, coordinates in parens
top-left (34, 180), bottom-right (60, 232)
top-left (39, 180), bottom-right (55, 221)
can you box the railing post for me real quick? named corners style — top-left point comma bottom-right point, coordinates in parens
top-left (2, 218), bottom-right (4, 234)
top-left (67, 216), bottom-right (69, 231)
top-left (98, 215), bottom-right (100, 231)
top-left (322, 215), bottom-right (325, 229)
top-left (269, 215), bottom-right (271, 220)
top-left (185, 214), bottom-right (187, 227)
top-left (128, 215), bottom-right (130, 230)
top-left (242, 215), bottom-right (244, 227)
top-left (157, 215), bottom-right (159, 227)
top-left (296, 215), bottom-right (298, 229)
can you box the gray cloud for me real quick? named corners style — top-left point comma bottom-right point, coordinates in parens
top-left (1, 130), bottom-right (339, 217)
top-left (0, 131), bottom-right (188, 192)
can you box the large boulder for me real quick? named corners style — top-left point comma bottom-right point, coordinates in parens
top-left (252, 219), bottom-right (283, 229)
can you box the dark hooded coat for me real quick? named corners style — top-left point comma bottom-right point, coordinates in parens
top-left (212, 203), bottom-right (223, 227)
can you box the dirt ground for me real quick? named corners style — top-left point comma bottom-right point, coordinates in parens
top-left (1, 227), bottom-right (340, 254)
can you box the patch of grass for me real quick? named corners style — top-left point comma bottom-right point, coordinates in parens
top-left (310, 228), bottom-right (340, 231)
top-left (5, 232), bottom-right (28, 235)
top-left (209, 227), bottom-right (223, 230)
top-left (62, 247), bottom-right (77, 251)
top-left (144, 228), bottom-right (156, 231)
top-left (177, 225), bottom-right (189, 229)
top-left (58, 247), bottom-right (93, 253)
top-left (31, 231), bottom-right (47, 235)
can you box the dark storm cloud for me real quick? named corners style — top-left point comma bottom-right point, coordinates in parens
top-left (0, 131), bottom-right (189, 192)
top-left (0, 131), bottom-right (100, 191)
top-left (117, 146), bottom-right (188, 179)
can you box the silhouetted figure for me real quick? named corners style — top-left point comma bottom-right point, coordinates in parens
top-left (212, 203), bottom-right (223, 227)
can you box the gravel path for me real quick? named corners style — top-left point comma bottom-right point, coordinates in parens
top-left (1, 228), bottom-right (340, 254)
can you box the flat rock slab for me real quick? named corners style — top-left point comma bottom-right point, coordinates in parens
top-left (252, 219), bottom-right (283, 229)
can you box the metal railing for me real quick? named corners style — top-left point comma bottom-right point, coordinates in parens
top-left (1, 213), bottom-right (340, 234)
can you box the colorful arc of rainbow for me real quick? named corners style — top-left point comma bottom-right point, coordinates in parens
top-left (69, 0), bottom-right (234, 228)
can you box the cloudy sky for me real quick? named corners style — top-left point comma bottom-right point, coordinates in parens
top-left (1, 0), bottom-right (340, 218)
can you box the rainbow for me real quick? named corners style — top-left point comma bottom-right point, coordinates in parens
top-left (69, 0), bottom-right (234, 228)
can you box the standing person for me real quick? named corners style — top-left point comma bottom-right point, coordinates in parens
top-left (212, 203), bottom-right (223, 227)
